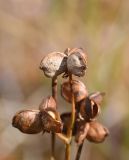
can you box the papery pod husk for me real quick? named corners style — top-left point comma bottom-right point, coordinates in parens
top-left (89, 92), bottom-right (105, 105)
top-left (86, 121), bottom-right (109, 143)
top-left (75, 121), bottom-right (90, 145)
top-left (61, 80), bottom-right (88, 103)
top-left (41, 108), bottom-right (62, 133)
top-left (12, 110), bottom-right (42, 134)
top-left (39, 52), bottom-right (67, 78)
top-left (67, 48), bottom-right (88, 77)
top-left (39, 96), bottom-right (56, 111)
top-left (78, 97), bottom-right (100, 120)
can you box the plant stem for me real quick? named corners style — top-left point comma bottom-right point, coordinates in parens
top-left (75, 142), bottom-right (84, 160)
top-left (65, 74), bottom-right (76, 160)
top-left (51, 76), bottom-right (58, 160)
top-left (56, 133), bottom-right (70, 144)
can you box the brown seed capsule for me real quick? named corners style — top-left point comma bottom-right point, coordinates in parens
top-left (12, 110), bottom-right (42, 134)
top-left (61, 80), bottom-right (88, 103)
top-left (86, 121), bottom-right (109, 143)
top-left (89, 92), bottom-right (105, 105)
top-left (41, 108), bottom-right (62, 133)
top-left (39, 96), bottom-right (56, 111)
top-left (67, 48), bottom-right (87, 77)
top-left (78, 97), bottom-right (100, 120)
top-left (75, 121), bottom-right (90, 145)
top-left (39, 52), bottom-right (67, 78)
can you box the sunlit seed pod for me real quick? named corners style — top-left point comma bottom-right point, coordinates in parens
top-left (39, 96), bottom-right (56, 111)
top-left (67, 48), bottom-right (87, 77)
top-left (41, 108), bottom-right (62, 133)
top-left (12, 110), bottom-right (42, 134)
top-left (89, 92), bottom-right (105, 105)
top-left (86, 121), bottom-right (109, 143)
top-left (78, 97), bottom-right (100, 120)
top-left (39, 52), bottom-right (67, 78)
top-left (61, 80), bottom-right (88, 103)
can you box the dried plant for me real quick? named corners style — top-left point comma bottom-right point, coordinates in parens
top-left (12, 48), bottom-right (109, 160)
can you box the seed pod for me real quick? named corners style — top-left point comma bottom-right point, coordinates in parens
top-left (86, 121), bottom-right (109, 143)
top-left (61, 80), bottom-right (88, 103)
top-left (75, 121), bottom-right (90, 145)
top-left (39, 96), bottom-right (56, 111)
top-left (89, 92), bottom-right (105, 105)
top-left (12, 110), bottom-right (42, 134)
top-left (39, 52), bottom-right (67, 78)
top-left (78, 97), bottom-right (100, 120)
top-left (41, 108), bottom-right (62, 133)
top-left (67, 48), bottom-right (87, 77)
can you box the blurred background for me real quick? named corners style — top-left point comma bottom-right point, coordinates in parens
top-left (0, 0), bottom-right (129, 160)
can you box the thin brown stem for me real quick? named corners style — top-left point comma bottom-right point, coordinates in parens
top-left (75, 142), bottom-right (84, 160)
top-left (51, 76), bottom-right (58, 160)
top-left (65, 74), bottom-right (76, 160)
top-left (56, 133), bottom-right (70, 144)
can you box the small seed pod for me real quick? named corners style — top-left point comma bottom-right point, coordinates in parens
top-left (86, 121), bottom-right (109, 143)
top-left (41, 108), bottom-right (62, 133)
top-left (78, 97), bottom-right (100, 120)
top-left (39, 96), bottom-right (56, 111)
top-left (67, 48), bottom-right (87, 77)
top-left (39, 52), bottom-right (67, 78)
top-left (75, 121), bottom-right (90, 145)
top-left (61, 80), bottom-right (88, 103)
top-left (12, 110), bottom-right (42, 134)
top-left (89, 92), bottom-right (105, 105)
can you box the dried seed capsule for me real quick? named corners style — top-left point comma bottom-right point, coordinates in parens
top-left (12, 110), bottom-right (42, 134)
top-left (61, 80), bottom-right (88, 103)
top-left (39, 96), bottom-right (56, 111)
top-left (67, 48), bottom-right (87, 77)
top-left (41, 108), bottom-right (62, 133)
top-left (75, 121), bottom-right (89, 145)
top-left (86, 121), bottom-right (109, 143)
top-left (40, 52), bottom-right (67, 78)
top-left (78, 97), bottom-right (100, 120)
top-left (89, 92), bottom-right (105, 105)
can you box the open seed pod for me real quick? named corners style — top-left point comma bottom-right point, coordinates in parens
top-left (39, 52), bottom-right (67, 78)
top-left (86, 121), bottom-right (109, 143)
top-left (39, 96), bottom-right (56, 111)
top-left (12, 110), bottom-right (42, 134)
top-left (41, 108), bottom-right (62, 133)
top-left (89, 92), bottom-right (105, 105)
top-left (67, 48), bottom-right (87, 77)
top-left (61, 80), bottom-right (88, 103)
top-left (78, 97), bottom-right (100, 121)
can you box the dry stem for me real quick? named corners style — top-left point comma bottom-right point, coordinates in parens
top-left (75, 142), bottom-right (84, 160)
top-left (51, 76), bottom-right (58, 160)
top-left (65, 74), bottom-right (76, 160)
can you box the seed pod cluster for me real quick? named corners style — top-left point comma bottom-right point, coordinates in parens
top-left (12, 96), bottom-right (62, 134)
top-left (12, 47), bottom-right (109, 158)
top-left (61, 90), bottom-right (109, 145)
top-left (40, 48), bottom-right (88, 78)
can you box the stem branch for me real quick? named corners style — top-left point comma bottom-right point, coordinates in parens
top-left (75, 142), bottom-right (84, 160)
top-left (51, 76), bottom-right (58, 160)
top-left (65, 74), bottom-right (76, 160)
